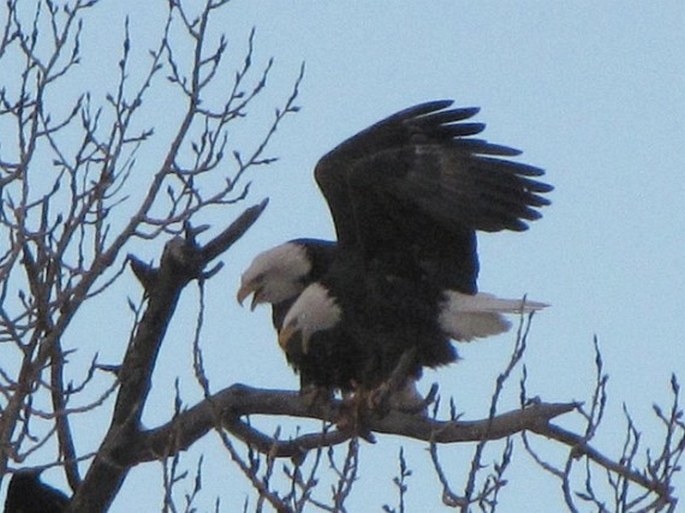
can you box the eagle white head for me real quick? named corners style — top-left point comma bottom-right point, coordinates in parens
top-left (278, 282), bottom-right (342, 353)
top-left (237, 242), bottom-right (312, 310)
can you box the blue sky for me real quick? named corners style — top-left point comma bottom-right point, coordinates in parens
top-left (2, 1), bottom-right (684, 511)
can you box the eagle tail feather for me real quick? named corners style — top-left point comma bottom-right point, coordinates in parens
top-left (439, 291), bottom-right (547, 342)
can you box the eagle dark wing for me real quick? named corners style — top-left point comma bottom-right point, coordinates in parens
top-left (314, 101), bottom-right (551, 293)
top-left (315, 100), bottom-right (472, 249)
top-left (348, 139), bottom-right (550, 237)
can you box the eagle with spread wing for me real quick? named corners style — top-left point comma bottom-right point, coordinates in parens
top-left (238, 100), bottom-right (551, 403)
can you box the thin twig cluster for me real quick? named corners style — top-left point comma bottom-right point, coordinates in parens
top-left (0, 0), bottom-right (300, 510)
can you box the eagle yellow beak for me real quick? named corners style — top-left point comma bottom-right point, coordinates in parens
top-left (236, 282), bottom-right (262, 311)
top-left (278, 322), bottom-right (298, 350)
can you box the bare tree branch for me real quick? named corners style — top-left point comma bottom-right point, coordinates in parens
top-left (67, 199), bottom-right (267, 511)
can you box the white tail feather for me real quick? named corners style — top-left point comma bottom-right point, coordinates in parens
top-left (439, 291), bottom-right (548, 342)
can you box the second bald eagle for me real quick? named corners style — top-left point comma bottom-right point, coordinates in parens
top-left (238, 100), bottom-right (551, 397)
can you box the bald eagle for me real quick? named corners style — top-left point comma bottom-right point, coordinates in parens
top-left (238, 100), bottom-right (550, 399)
top-left (3, 471), bottom-right (69, 513)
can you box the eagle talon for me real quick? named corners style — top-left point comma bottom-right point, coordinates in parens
top-left (367, 384), bottom-right (393, 417)
top-left (339, 391), bottom-right (376, 443)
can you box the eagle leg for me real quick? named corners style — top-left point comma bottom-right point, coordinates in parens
top-left (299, 383), bottom-right (334, 411)
top-left (336, 384), bottom-right (376, 443)
top-left (367, 347), bottom-right (422, 415)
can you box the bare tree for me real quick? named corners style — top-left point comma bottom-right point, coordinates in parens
top-left (0, 2), bottom-right (682, 512)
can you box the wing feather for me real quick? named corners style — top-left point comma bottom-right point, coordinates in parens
top-left (313, 101), bottom-right (552, 289)
top-left (315, 100), bottom-right (463, 247)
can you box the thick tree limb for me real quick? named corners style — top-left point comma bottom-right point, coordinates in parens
top-left (67, 201), bottom-right (266, 513)
top-left (126, 384), bottom-right (670, 505)
top-left (131, 384), bottom-right (576, 461)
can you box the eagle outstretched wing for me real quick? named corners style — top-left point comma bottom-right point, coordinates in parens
top-left (314, 100), bottom-right (552, 293)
